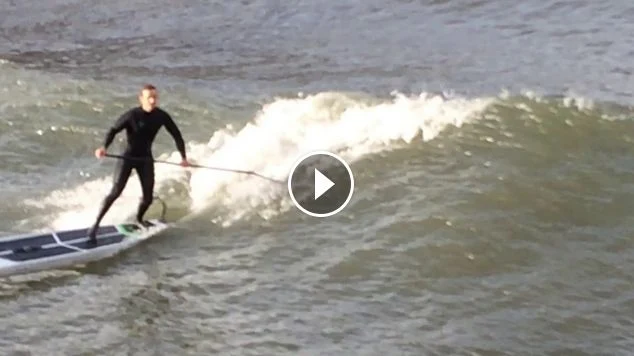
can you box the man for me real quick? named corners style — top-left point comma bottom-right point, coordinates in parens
top-left (88, 84), bottom-right (190, 243)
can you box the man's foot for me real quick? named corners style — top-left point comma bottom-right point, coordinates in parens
top-left (136, 220), bottom-right (153, 228)
top-left (87, 227), bottom-right (98, 245)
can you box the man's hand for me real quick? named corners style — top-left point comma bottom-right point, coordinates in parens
top-left (180, 158), bottom-right (190, 167)
top-left (95, 147), bottom-right (106, 158)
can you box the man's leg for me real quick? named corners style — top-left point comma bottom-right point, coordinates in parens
top-left (88, 160), bottom-right (133, 241)
top-left (135, 160), bottom-right (155, 226)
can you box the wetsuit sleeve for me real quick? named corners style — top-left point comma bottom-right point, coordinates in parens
top-left (163, 113), bottom-right (187, 159)
top-left (103, 111), bottom-right (131, 149)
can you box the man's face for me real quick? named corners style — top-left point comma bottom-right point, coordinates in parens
top-left (139, 89), bottom-right (158, 111)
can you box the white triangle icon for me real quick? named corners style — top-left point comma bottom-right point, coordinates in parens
top-left (314, 168), bottom-right (335, 199)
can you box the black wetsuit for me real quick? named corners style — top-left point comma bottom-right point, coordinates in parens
top-left (88, 106), bottom-right (186, 239)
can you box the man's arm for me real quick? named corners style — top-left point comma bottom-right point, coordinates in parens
top-left (94, 110), bottom-right (131, 158)
top-left (163, 112), bottom-right (187, 160)
top-left (103, 111), bottom-right (131, 149)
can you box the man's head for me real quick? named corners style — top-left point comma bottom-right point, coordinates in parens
top-left (138, 84), bottom-right (158, 112)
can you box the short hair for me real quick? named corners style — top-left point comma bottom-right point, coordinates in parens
top-left (140, 84), bottom-right (156, 93)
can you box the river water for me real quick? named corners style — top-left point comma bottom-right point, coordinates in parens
top-left (1, 1), bottom-right (633, 355)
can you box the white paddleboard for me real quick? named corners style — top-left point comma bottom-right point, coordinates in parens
top-left (0, 219), bottom-right (170, 278)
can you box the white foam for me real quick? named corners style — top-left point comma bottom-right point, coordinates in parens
top-left (184, 91), bottom-right (493, 225)
top-left (23, 91), bottom-right (493, 229)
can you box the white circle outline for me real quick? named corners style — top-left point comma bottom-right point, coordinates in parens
top-left (287, 150), bottom-right (355, 218)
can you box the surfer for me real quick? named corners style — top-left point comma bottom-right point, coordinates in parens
top-left (87, 84), bottom-right (190, 243)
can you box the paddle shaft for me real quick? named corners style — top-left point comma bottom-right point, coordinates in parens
top-left (104, 153), bottom-right (284, 184)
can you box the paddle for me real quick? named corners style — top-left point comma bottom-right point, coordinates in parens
top-left (104, 153), bottom-right (285, 184)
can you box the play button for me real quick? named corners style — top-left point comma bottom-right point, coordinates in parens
top-left (314, 169), bottom-right (334, 199)
top-left (288, 151), bottom-right (354, 217)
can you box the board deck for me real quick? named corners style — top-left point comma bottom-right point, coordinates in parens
top-left (0, 219), bottom-right (170, 278)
